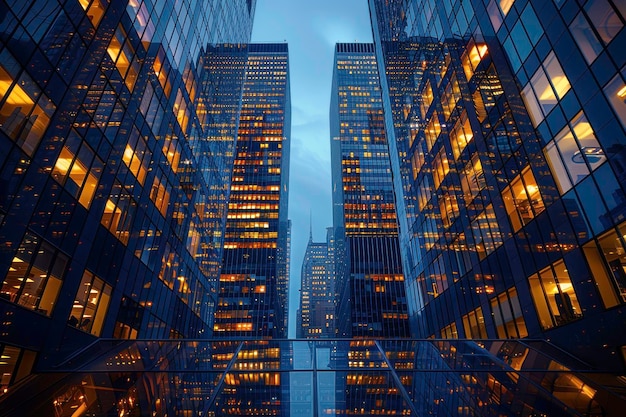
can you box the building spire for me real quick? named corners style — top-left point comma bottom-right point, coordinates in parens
top-left (309, 210), bottom-right (313, 242)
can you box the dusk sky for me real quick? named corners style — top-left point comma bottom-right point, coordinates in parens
top-left (251, 0), bottom-right (373, 337)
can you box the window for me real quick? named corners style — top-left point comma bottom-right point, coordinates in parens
top-left (502, 166), bottom-right (545, 231)
top-left (462, 41), bottom-right (488, 81)
top-left (471, 204), bottom-right (503, 260)
top-left (490, 288), bottom-right (528, 338)
top-left (101, 182), bottom-right (136, 244)
top-left (52, 135), bottom-right (102, 208)
top-left (604, 74), bottom-right (626, 129)
top-left (0, 58), bottom-right (54, 156)
top-left (543, 112), bottom-right (605, 194)
top-left (583, 226), bottom-right (626, 308)
top-left (528, 260), bottom-right (582, 330)
top-left (460, 153), bottom-right (485, 204)
top-left (122, 127), bottom-right (150, 185)
top-left (0, 344), bottom-right (36, 395)
top-left (68, 271), bottom-right (111, 336)
top-left (424, 111), bottom-right (441, 150)
top-left (441, 322), bottom-right (458, 339)
top-left (462, 307), bottom-right (487, 338)
top-left (521, 52), bottom-right (571, 126)
top-left (0, 234), bottom-right (68, 316)
top-left (450, 111), bottom-right (473, 160)
top-left (432, 146), bottom-right (450, 189)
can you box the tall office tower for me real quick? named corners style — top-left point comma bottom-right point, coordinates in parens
top-left (369, 0), bottom-right (626, 371)
top-left (330, 43), bottom-right (409, 338)
top-left (0, 0), bottom-right (256, 391)
top-left (214, 43), bottom-right (291, 340)
top-left (298, 226), bottom-right (336, 338)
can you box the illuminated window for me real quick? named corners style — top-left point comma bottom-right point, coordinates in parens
top-left (583, 226), bottom-right (626, 308)
top-left (462, 41), bottom-right (488, 81)
top-left (52, 137), bottom-right (102, 208)
top-left (471, 204), bottom-right (502, 260)
top-left (432, 146), bottom-right (449, 189)
top-left (420, 80), bottom-right (433, 118)
top-left (122, 129), bottom-right (149, 185)
top-left (107, 25), bottom-right (139, 91)
top-left (462, 307), bottom-right (487, 338)
top-left (0, 233), bottom-right (67, 316)
top-left (499, 0), bottom-right (515, 15)
top-left (521, 52), bottom-right (571, 126)
top-left (101, 182), bottom-right (135, 244)
top-left (441, 322), bottom-right (458, 339)
top-left (528, 260), bottom-right (582, 330)
top-left (450, 112), bottom-right (473, 159)
top-left (460, 153), bottom-right (485, 204)
top-left (502, 166), bottom-right (545, 231)
top-left (78, 0), bottom-right (105, 27)
top-left (491, 287), bottom-right (528, 338)
top-left (69, 271), bottom-right (111, 336)
top-left (0, 61), bottom-right (54, 156)
top-left (0, 344), bottom-right (36, 395)
top-left (544, 112), bottom-right (605, 194)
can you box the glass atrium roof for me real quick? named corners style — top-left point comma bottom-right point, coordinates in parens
top-left (1, 339), bottom-right (625, 416)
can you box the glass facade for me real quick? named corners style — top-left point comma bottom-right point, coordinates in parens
top-left (214, 43), bottom-right (291, 340)
top-left (330, 43), bottom-right (410, 338)
top-left (0, 0), bottom-right (256, 389)
top-left (369, 0), bottom-right (626, 371)
top-left (3, 338), bottom-right (626, 416)
top-left (297, 227), bottom-right (336, 338)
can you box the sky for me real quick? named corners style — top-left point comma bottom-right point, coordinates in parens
top-left (250, 0), bottom-right (373, 337)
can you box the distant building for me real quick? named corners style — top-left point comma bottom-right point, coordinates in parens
top-left (329, 43), bottom-right (409, 338)
top-left (0, 0), bottom-right (256, 392)
top-left (298, 226), bottom-right (336, 338)
top-left (214, 43), bottom-right (291, 339)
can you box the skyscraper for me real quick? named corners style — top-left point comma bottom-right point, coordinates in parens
top-left (214, 43), bottom-right (291, 340)
top-left (330, 43), bottom-right (409, 338)
top-left (369, 0), bottom-right (626, 371)
top-left (298, 226), bottom-right (335, 338)
top-left (0, 0), bottom-right (256, 391)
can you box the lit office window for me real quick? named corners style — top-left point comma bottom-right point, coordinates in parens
top-left (544, 112), bottom-right (605, 194)
top-left (0, 344), bottom-right (36, 396)
top-left (502, 166), bottom-right (545, 231)
top-left (471, 205), bottom-right (502, 260)
top-left (462, 41), bottom-right (488, 81)
top-left (0, 60), bottom-right (54, 156)
top-left (68, 271), bottom-right (111, 336)
top-left (490, 288), bottom-right (528, 338)
top-left (52, 140), bottom-right (102, 208)
top-left (450, 111), bottom-right (473, 159)
top-left (583, 226), bottom-right (626, 308)
top-left (521, 52), bottom-right (571, 126)
top-left (432, 146), bottom-right (450, 189)
top-left (0, 234), bottom-right (68, 316)
top-left (101, 182), bottom-right (135, 244)
top-left (441, 322), bottom-right (458, 339)
top-left (499, 0), bottom-right (515, 15)
top-left (529, 260), bottom-right (582, 330)
top-left (122, 130), bottom-right (149, 185)
top-left (78, 0), bottom-right (105, 27)
top-left (460, 153), bottom-right (485, 204)
top-left (462, 307), bottom-right (487, 338)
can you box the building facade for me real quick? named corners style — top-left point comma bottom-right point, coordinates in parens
top-left (297, 226), bottom-right (336, 338)
top-left (214, 43), bottom-right (291, 340)
top-left (0, 0), bottom-right (256, 391)
top-left (369, 0), bottom-right (626, 370)
top-left (330, 43), bottom-right (409, 338)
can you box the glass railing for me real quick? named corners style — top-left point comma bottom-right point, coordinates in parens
top-left (1, 339), bottom-right (625, 416)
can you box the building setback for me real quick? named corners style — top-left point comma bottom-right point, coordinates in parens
top-left (0, 0), bottom-right (256, 389)
top-left (330, 43), bottom-right (409, 338)
top-left (214, 43), bottom-right (291, 340)
top-left (369, 0), bottom-right (626, 371)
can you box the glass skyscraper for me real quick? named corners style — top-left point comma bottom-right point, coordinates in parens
top-left (369, 0), bottom-right (626, 372)
top-left (214, 43), bottom-right (291, 340)
top-left (330, 42), bottom-right (409, 338)
top-left (0, 0), bottom-right (255, 391)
